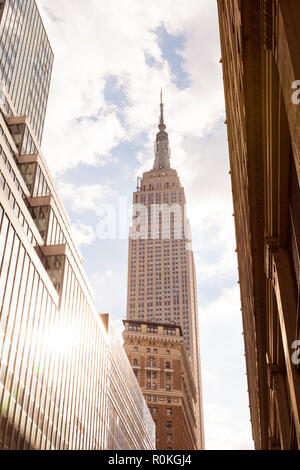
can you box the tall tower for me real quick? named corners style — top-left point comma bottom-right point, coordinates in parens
top-left (126, 94), bottom-right (204, 449)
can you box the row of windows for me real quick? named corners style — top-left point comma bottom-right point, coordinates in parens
top-left (133, 359), bottom-right (172, 369)
top-left (146, 383), bottom-right (172, 392)
top-left (133, 347), bottom-right (171, 355)
top-left (147, 395), bottom-right (172, 404)
top-left (150, 407), bottom-right (172, 416)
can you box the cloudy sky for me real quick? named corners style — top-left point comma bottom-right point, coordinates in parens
top-left (37, 0), bottom-right (253, 450)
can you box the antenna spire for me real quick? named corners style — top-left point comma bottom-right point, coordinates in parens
top-left (153, 90), bottom-right (170, 170)
top-left (159, 89), bottom-right (166, 131)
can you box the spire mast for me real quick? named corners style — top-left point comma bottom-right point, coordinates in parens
top-left (153, 90), bottom-right (170, 170)
top-left (159, 89), bottom-right (166, 131)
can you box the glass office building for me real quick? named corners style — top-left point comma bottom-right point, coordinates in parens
top-left (0, 0), bottom-right (155, 450)
top-left (0, 0), bottom-right (53, 144)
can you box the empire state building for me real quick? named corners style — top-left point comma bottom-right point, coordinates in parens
top-left (124, 95), bottom-right (205, 449)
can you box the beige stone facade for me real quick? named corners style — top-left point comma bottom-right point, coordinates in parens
top-left (125, 97), bottom-right (204, 448)
top-left (123, 320), bottom-right (197, 450)
top-left (218, 0), bottom-right (300, 450)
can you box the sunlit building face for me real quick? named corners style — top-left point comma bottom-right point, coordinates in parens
top-left (0, 0), bottom-right (155, 450)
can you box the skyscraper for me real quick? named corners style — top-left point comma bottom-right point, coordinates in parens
top-left (0, 0), bottom-right (53, 144)
top-left (126, 94), bottom-right (204, 449)
top-left (0, 0), bottom-right (155, 450)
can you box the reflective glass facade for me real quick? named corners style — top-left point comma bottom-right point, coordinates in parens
top-left (0, 0), bottom-right (53, 144)
top-left (0, 0), bottom-right (155, 450)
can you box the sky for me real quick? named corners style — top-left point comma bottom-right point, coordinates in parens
top-left (37, 0), bottom-right (253, 450)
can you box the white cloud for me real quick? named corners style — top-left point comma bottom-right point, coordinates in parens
top-left (90, 268), bottom-right (127, 320)
top-left (37, 0), bottom-right (224, 176)
top-left (58, 182), bottom-right (116, 213)
top-left (70, 221), bottom-right (96, 247)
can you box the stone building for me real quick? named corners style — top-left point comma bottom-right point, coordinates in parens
top-left (218, 0), bottom-right (300, 449)
top-left (123, 320), bottom-right (197, 450)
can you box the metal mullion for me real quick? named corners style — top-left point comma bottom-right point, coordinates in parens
top-left (0, 0), bottom-right (14, 83)
top-left (15, 0), bottom-right (37, 115)
top-left (89, 314), bottom-right (99, 449)
top-left (6, 246), bottom-right (29, 449)
top-left (27, 280), bottom-right (46, 448)
top-left (55, 259), bottom-right (73, 449)
top-left (74, 295), bottom-right (87, 449)
top-left (88, 310), bottom-right (99, 448)
top-left (14, 259), bottom-right (34, 449)
top-left (0, 223), bottom-right (15, 329)
top-left (0, 232), bottom-right (19, 447)
top-left (48, 258), bottom-right (68, 449)
top-left (4, 243), bottom-right (26, 448)
top-left (57, 259), bottom-right (73, 448)
top-left (83, 304), bottom-right (93, 449)
top-left (10, 0), bottom-right (31, 106)
top-left (42, 302), bottom-right (58, 450)
top-left (66, 285), bottom-right (83, 449)
top-left (20, 2), bottom-right (41, 121)
top-left (6, 0), bottom-right (19, 90)
top-left (19, 270), bottom-right (39, 449)
top-left (65, 267), bottom-right (81, 448)
top-left (69, 282), bottom-right (84, 449)
top-left (35, 295), bottom-right (52, 449)
top-left (82, 300), bottom-right (92, 449)
top-left (30, 285), bottom-right (51, 450)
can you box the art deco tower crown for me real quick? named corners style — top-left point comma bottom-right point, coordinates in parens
top-left (153, 91), bottom-right (171, 170)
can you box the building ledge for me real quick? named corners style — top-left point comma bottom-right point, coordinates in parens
top-left (18, 153), bottom-right (39, 164)
top-left (41, 244), bottom-right (67, 257)
top-left (28, 195), bottom-right (52, 207)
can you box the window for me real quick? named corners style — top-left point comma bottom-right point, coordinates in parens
top-left (146, 361), bottom-right (151, 367)
top-left (133, 359), bottom-right (138, 366)
top-left (147, 383), bottom-right (151, 390)
top-left (129, 324), bottom-right (141, 332)
top-left (152, 383), bottom-right (156, 390)
top-left (147, 396), bottom-right (151, 402)
top-left (167, 434), bottom-right (173, 442)
top-left (153, 408), bottom-right (157, 415)
top-left (166, 350), bottom-right (170, 355)
top-left (166, 384), bottom-right (171, 391)
top-left (147, 372), bottom-right (151, 379)
top-left (166, 421), bottom-right (172, 429)
top-left (154, 349), bottom-right (157, 354)
top-left (166, 373), bottom-right (171, 381)
top-left (166, 408), bottom-right (172, 416)
top-left (166, 362), bottom-right (170, 369)
top-left (147, 326), bottom-right (158, 334)
top-left (167, 397), bottom-right (171, 403)
top-left (152, 372), bottom-right (157, 379)
top-left (134, 346), bottom-right (138, 352)
top-left (153, 396), bottom-right (157, 402)
top-left (152, 361), bottom-right (156, 368)
top-left (164, 328), bottom-right (176, 336)
top-left (147, 348), bottom-right (150, 353)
